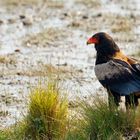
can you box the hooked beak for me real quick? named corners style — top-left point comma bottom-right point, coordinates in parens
top-left (87, 37), bottom-right (98, 45)
top-left (86, 41), bottom-right (90, 45)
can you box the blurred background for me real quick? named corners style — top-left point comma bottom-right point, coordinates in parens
top-left (0, 0), bottom-right (140, 128)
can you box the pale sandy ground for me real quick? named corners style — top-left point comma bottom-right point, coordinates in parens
top-left (0, 0), bottom-right (140, 128)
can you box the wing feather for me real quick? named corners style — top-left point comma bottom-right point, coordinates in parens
top-left (95, 59), bottom-right (140, 95)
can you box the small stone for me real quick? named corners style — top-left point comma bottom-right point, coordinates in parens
top-left (130, 13), bottom-right (135, 19)
top-left (8, 19), bottom-right (16, 24)
top-left (19, 15), bottom-right (26, 19)
top-left (78, 69), bottom-right (83, 73)
top-left (0, 20), bottom-right (4, 25)
top-left (82, 15), bottom-right (88, 19)
top-left (26, 42), bottom-right (32, 47)
top-left (56, 63), bottom-right (67, 66)
top-left (71, 21), bottom-right (80, 27)
top-left (14, 49), bottom-right (20, 53)
top-left (22, 17), bottom-right (33, 26)
top-left (64, 13), bottom-right (68, 16)
top-left (1, 95), bottom-right (5, 98)
top-left (17, 72), bottom-right (21, 75)
top-left (96, 13), bottom-right (102, 17)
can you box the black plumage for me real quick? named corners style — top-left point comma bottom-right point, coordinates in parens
top-left (87, 32), bottom-right (140, 109)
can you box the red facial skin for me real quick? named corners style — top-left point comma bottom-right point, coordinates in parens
top-left (87, 37), bottom-right (99, 45)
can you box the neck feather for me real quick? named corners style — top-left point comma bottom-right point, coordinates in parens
top-left (95, 41), bottom-right (120, 65)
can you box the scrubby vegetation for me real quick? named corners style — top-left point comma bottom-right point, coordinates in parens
top-left (0, 55), bottom-right (16, 64)
top-left (0, 81), bottom-right (140, 140)
top-left (24, 28), bottom-right (69, 48)
top-left (76, 0), bottom-right (101, 8)
top-left (111, 17), bottom-right (133, 33)
top-left (2, 0), bottom-right (64, 8)
top-left (75, 100), bottom-right (139, 140)
top-left (25, 82), bottom-right (68, 140)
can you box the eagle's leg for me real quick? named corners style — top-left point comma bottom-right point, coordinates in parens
top-left (125, 95), bottom-right (139, 110)
top-left (107, 89), bottom-right (121, 107)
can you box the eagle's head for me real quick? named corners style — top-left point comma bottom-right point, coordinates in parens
top-left (87, 32), bottom-right (120, 56)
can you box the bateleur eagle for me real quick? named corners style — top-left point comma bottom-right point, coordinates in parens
top-left (87, 32), bottom-right (140, 109)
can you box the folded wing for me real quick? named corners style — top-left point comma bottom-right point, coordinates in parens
top-left (95, 59), bottom-right (140, 95)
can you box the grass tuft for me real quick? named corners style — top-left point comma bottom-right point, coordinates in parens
top-left (0, 121), bottom-right (27, 140)
top-left (24, 82), bottom-right (68, 140)
top-left (0, 55), bottom-right (16, 64)
top-left (67, 98), bottom-right (140, 140)
top-left (135, 106), bottom-right (140, 129)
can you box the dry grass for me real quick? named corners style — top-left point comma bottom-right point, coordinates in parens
top-left (76, 0), bottom-right (101, 7)
top-left (16, 64), bottom-right (78, 78)
top-left (44, 0), bottom-right (64, 8)
top-left (25, 82), bottom-right (68, 139)
top-left (0, 62), bottom-right (81, 79)
top-left (1, 0), bottom-right (64, 8)
top-left (1, 0), bottom-right (38, 5)
top-left (0, 110), bottom-right (9, 117)
top-left (111, 17), bottom-right (133, 33)
top-left (113, 33), bottom-right (134, 42)
top-left (0, 54), bottom-right (17, 76)
top-left (0, 55), bottom-right (16, 65)
top-left (131, 51), bottom-right (140, 58)
top-left (135, 106), bottom-right (140, 129)
top-left (24, 28), bottom-right (69, 48)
